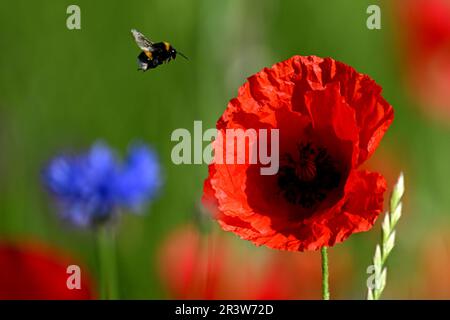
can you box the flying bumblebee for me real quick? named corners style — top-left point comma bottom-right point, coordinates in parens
top-left (131, 29), bottom-right (188, 71)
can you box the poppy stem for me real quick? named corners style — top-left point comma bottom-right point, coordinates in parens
top-left (321, 246), bottom-right (330, 300)
top-left (97, 226), bottom-right (119, 300)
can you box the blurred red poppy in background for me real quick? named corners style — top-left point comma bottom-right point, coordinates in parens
top-left (0, 241), bottom-right (95, 299)
top-left (394, 0), bottom-right (450, 123)
top-left (158, 224), bottom-right (352, 299)
top-left (415, 227), bottom-right (450, 299)
top-left (203, 55), bottom-right (393, 251)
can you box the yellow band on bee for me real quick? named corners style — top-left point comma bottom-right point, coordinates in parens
top-left (164, 42), bottom-right (170, 51)
top-left (145, 50), bottom-right (153, 60)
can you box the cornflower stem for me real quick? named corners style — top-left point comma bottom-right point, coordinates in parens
top-left (321, 246), bottom-right (330, 300)
top-left (97, 226), bottom-right (119, 300)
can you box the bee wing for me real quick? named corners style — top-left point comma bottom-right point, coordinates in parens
top-left (131, 29), bottom-right (154, 52)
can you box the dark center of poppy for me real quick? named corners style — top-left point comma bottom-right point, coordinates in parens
top-left (277, 143), bottom-right (341, 208)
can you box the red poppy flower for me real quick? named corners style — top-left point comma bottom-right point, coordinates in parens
top-left (203, 55), bottom-right (394, 251)
top-left (157, 224), bottom-right (352, 299)
top-left (0, 241), bottom-right (95, 299)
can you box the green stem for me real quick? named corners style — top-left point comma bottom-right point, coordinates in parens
top-left (97, 226), bottom-right (119, 300)
top-left (321, 247), bottom-right (330, 300)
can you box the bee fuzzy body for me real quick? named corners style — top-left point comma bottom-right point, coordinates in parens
top-left (137, 42), bottom-right (175, 71)
top-left (131, 29), bottom-right (186, 72)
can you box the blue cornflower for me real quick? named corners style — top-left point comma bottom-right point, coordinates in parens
top-left (43, 142), bottom-right (162, 228)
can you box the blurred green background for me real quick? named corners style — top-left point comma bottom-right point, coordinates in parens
top-left (1, 0), bottom-right (449, 299)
